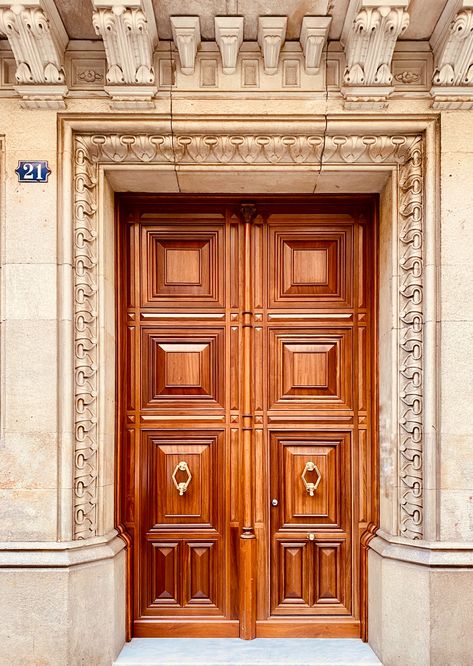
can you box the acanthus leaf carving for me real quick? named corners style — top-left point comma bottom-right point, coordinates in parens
top-left (92, 0), bottom-right (157, 106)
top-left (431, 2), bottom-right (473, 86)
top-left (72, 130), bottom-right (425, 542)
top-left (341, 0), bottom-right (410, 106)
top-left (0, 0), bottom-right (68, 107)
top-left (430, 1), bottom-right (473, 108)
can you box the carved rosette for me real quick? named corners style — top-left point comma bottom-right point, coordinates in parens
top-left (72, 131), bottom-right (425, 541)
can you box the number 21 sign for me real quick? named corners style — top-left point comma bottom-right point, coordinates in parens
top-left (15, 160), bottom-right (51, 183)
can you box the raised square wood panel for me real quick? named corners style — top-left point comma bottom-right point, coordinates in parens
top-left (141, 327), bottom-right (225, 410)
top-left (140, 223), bottom-right (225, 307)
top-left (269, 328), bottom-right (353, 410)
top-left (268, 223), bottom-right (354, 308)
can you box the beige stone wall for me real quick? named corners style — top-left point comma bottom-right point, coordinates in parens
top-left (1, 105), bottom-right (59, 541)
top-left (439, 112), bottom-right (473, 542)
top-left (0, 96), bottom-right (472, 665)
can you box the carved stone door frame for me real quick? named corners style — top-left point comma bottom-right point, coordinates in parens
top-left (57, 113), bottom-right (439, 614)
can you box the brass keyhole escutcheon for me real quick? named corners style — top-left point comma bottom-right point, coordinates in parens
top-left (301, 461), bottom-right (321, 496)
top-left (172, 461), bottom-right (192, 496)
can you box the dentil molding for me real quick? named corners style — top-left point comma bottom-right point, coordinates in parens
top-left (215, 16), bottom-right (244, 75)
top-left (258, 16), bottom-right (287, 75)
top-left (92, 0), bottom-right (158, 107)
top-left (0, 0), bottom-right (68, 107)
top-left (71, 129), bottom-right (425, 542)
top-left (300, 16), bottom-right (332, 74)
top-left (341, 0), bottom-right (410, 108)
top-left (171, 16), bottom-right (201, 76)
top-left (430, 0), bottom-right (473, 108)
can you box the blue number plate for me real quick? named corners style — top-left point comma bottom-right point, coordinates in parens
top-left (15, 160), bottom-right (51, 183)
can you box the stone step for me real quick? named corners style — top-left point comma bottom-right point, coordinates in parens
top-left (114, 638), bottom-right (382, 666)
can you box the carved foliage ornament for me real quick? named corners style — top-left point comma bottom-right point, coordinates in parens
top-left (72, 132), bottom-right (424, 541)
top-left (0, 4), bottom-right (65, 84)
top-left (92, 5), bottom-right (156, 84)
top-left (343, 4), bottom-right (410, 86)
top-left (432, 7), bottom-right (473, 86)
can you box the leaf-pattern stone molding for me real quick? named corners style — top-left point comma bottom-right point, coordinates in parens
top-left (72, 130), bottom-right (425, 542)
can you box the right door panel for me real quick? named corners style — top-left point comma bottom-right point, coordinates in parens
top-left (256, 207), bottom-right (376, 637)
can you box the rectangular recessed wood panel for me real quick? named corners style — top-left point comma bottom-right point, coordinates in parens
top-left (145, 431), bottom-right (223, 529)
top-left (271, 432), bottom-right (351, 529)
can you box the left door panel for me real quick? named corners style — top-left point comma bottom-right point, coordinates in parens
top-left (118, 205), bottom-right (240, 637)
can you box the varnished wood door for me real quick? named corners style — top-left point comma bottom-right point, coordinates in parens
top-left (117, 196), bottom-right (377, 640)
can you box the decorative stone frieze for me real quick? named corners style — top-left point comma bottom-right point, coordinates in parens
top-left (215, 16), bottom-right (244, 75)
top-left (92, 0), bottom-right (158, 107)
top-left (0, 0), bottom-right (68, 107)
top-left (300, 16), bottom-right (332, 74)
top-left (341, 0), bottom-right (410, 108)
top-left (171, 16), bottom-right (201, 76)
top-left (430, 0), bottom-right (473, 108)
top-left (258, 16), bottom-right (287, 75)
top-left (72, 130), bottom-right (425, 541)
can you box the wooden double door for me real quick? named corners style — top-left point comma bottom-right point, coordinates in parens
top-left (117, 196), bottom-right (377, 639)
